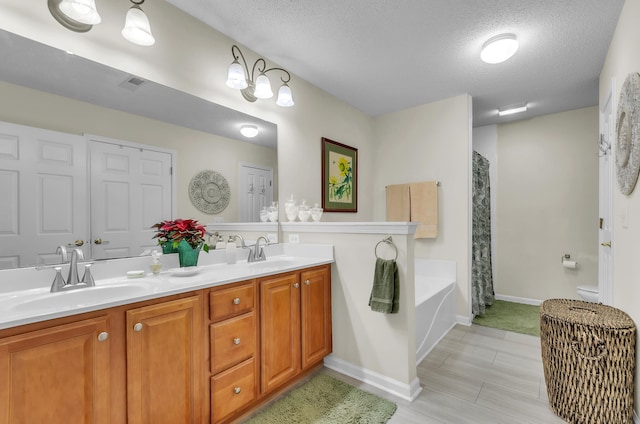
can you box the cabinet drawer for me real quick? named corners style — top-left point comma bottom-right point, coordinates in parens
top-left (211, 312), bottom-right (256, 374)
top-left (210, 282), bottom-right (255, 321)
top-left (211, 358), bottom-right (256, 424)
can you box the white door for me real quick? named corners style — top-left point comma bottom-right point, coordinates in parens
top-left (89, 137), bottom-right (173, 259)
top-left (239, 163), bottom-right (273, 222)
top-left (0, 121), bottom-right (88, 269)
top-left (598, 79), bottom-right (615, 305)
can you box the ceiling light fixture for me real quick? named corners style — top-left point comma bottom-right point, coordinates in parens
top-left (48, 0), bottom-right (98, 32)
top-left (226, 45), bottom-right (295, 107)
top-left (498, 103), bottom-right (528, 116)
top-left (240, 124), bottom-right (259, 138)
top-left (122, 0), bottom-right (155, 46)
top-left (481, 34), bottom-right (518, 64)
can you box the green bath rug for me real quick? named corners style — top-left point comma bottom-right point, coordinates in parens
top-left (473, 300), bottom-right (540, 337)
top-left (244, 373), bottom-right (397, 424)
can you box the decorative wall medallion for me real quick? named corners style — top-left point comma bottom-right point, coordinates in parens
top-left (189, 170), bottom-right (231, 214)
top-left (616, 72), bottom-right (640, 195)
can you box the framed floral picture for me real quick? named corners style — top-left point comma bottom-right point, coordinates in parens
top-left (321, 137), bottom-right (358, 212)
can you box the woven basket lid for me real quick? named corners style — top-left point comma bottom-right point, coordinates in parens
top-left (541, 299), bottom-right (635, 330)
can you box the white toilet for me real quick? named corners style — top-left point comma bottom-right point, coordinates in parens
top-left (577, 285), bottom-right (599, 302)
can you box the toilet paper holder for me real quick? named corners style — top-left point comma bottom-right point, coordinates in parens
top-left (561, 254), bottom-right (571, 263)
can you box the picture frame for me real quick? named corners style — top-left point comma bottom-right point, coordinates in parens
top-left (321, 137), bottom-right (358, 212)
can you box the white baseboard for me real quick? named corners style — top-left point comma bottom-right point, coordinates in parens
top-left (494, 294), bottom-right (543, 306)
top-left (323, 355), bottom-right (422, 402)
top-left (456, 314), bottom-right (472, 326)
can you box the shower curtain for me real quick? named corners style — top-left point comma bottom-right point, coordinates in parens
top-left (472, 151), bottom-right (494, 316)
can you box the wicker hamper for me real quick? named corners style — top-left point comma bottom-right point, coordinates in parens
top-left (540, 299), bottom-right (636, 424)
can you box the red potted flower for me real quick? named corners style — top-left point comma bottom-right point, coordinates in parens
top-left (152, 219), bottom-right (209, 266)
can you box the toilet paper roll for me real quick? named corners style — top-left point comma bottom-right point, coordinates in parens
top-left (562, 260), bottom-right (577, 269)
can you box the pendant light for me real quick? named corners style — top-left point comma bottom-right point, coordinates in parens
top-left (122, 0), bottom-right (155, 47)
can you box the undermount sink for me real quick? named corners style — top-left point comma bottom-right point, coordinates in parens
top-left (10, 283), bottom-right (152, 313)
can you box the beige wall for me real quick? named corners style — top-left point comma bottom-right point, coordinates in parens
top-left (496, 107), bottom-right (599, 301)
top-left (599, 0), bottom-right (640, 413)
top-left (373, 96), bottom-right (472, 317)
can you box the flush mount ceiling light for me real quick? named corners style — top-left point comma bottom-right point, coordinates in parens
top-left (481, 34), bottom-right (518, 64)
top-left (122, 0), bottom-right (155, 46)
top-left (48, 0), bottom-right (100, 32)
top-left (498, 103), bottom-right (528, 116)
top-left (240, 124), bottom-right (259, 138)
top-left (226, 45), bottom-right (295, 107)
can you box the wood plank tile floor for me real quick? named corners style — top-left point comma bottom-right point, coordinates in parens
top-left (324, 324), bottom-right (566, 424)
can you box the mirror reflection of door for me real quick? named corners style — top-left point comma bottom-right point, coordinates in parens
top-left (0, 121), bottom-right (89, 269)
top-left (89, 137), bottom-right (173, 260)
top-left (239, 163), bottom-right (273, 222)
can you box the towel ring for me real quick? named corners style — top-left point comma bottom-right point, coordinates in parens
top-left (375, 236), bottom-right (398, 261)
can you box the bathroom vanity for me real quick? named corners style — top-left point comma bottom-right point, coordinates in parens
top-left (0, 252), bottom-right (332, 424)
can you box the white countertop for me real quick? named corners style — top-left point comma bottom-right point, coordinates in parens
top-left (0, 244), bottom-right (333, 330)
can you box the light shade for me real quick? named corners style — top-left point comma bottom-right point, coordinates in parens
top-left (240, 125), bottom-right (259, 138)
top-left (498, 103), bottom-right (527, 116)
top-left (253, 73), bottom-right (274, 99)
top-left (276, 83), bottom-right (295, 107)
top-left (481, 34), bottom-right (518, 64)
top-left (226, 60), bottom-right (248, 89)
top-left (122, 5), bottom-right (155, 46)
top-left (59, 0), bottom-right (101, 25)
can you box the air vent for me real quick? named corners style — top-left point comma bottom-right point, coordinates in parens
top-left (118, 76), bottom-right (147, 91)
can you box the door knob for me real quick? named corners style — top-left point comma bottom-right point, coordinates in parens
top-left (601, 242), bottom-right (612, 248)
top-left (67, 239), bottom-right (84, 247)
top-left (94, 238), bottom-right (110, 245)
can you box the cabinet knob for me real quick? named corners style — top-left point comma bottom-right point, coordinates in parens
top-left (97, 331), bottom-right (109, 342)
top-left (233, 337), bottom-right (241, 345)
top-left (293, 282), bottom-right (300, 288)
top-left (233, 297), bottom-right (241, 305)
top-left (304, 279), bottom-right (311, 286)
top-left (133, 323), bottom-right (143, 332)
top-left (234, 387), bottom-right (241, 395)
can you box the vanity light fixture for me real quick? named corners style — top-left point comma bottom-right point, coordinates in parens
top-left (498, 103), bottom-right (528, 116)
top-left (48, 0), bottom-right (100, 32)
top-left (481, 34), bottom-right (518, 64)
top-left (240, 124), bottom-right (259, 138)
top-left (122, 0), bottom-right (155, 46)
top-left (226, 45), bottom-right (295, 107)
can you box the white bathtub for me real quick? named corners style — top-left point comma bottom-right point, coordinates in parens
top-left (415, 258), bottom-right (457, 363)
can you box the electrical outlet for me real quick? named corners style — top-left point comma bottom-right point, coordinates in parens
top-left (288, 233), bottom-right (300, 244)
top-left (267, 233), bottom-right (278, 243)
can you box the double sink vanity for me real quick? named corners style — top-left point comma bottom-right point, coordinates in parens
top-left (0, 244), bottom-right (334, 424)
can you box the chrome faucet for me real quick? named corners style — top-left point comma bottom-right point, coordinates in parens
top-left (249, 236), bottom-right (269, 263)
top-left (66, 248), bottom-right (84, 286)
top-left (47, 247), bottom-right (95, 292)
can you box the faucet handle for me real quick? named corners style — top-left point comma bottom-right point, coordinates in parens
top-left (50, 267), bottom-right (67, 293)
top-left (81, 264), bottom-right (95, 287)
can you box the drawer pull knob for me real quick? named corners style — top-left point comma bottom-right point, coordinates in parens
top-left (233, 337), bottom-right (241, 345)
top-left (133, 323), bottom-right (143, 332)
top-left (233, 297), bottom-right (241, 305)
top-left (97, 331), bottom-right (109, 342)
top-left (304, 279), bottom-right (311, 285)
top-left (234, 387), bottom-right (241, 394)
top-left (293, 282), bottom-right (300, 288)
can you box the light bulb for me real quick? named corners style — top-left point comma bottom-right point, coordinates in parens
top-left (122, 5), bottom-right (155, 46)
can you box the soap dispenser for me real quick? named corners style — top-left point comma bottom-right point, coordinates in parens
top-left (149, 250), bottom-right (162, 275)
top-left (226, 236), bottom-right (237, 264)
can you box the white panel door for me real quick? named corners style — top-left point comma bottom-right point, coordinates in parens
top-left (0, 121), bottom-right (87, 269)
top-left (89, 138), bottom-right (172, 259)
top-left (598, 79), bottom-right (615, 305)
top-left (239, 164), bottom-right (273, 222)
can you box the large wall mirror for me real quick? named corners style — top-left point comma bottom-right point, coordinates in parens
top-left (0, 29), bottom-right (278, 269)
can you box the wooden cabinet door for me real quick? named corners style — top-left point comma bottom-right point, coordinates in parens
top-left (126, 295), bottom-right (203, 424)
top-left (300, 266), bottom-right (332, 369)
top-left (0, 316), bottom-right (110, 424)
top-left (260, 272), bottom-right (300, 394)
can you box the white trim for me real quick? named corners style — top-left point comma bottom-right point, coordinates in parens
top-left (634, 410), bottom-right (639, 424)
top-left (323, 355), bottom-right (422, 402)
top-left (494, 294), bottom-right (542, 306)
top-left (280, 221), bottom-right (419, 235)
top-left (206, 222), bottom-right (279, 232)
top-left (456, 314), bottom-right (473, 326)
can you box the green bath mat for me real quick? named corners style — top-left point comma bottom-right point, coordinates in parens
top-left (473, 300), bottom-right (540, 337)
top-left (244, 373), bottom-right (397, 424)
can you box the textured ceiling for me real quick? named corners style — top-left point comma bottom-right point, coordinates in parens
top-left (166, 0), bottom-right (624, 127)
